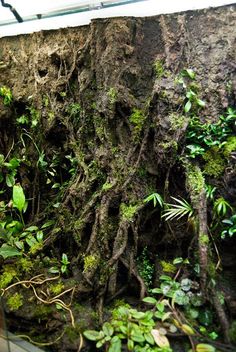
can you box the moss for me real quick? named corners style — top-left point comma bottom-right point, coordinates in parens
top-left (7, 292), bottom-right (23, 311)
top-left (199, 233), bottom-right (209, 245)
top-left (65, 325), bottom-right (81, 342)
top-left (102, 182), bottom-right (113, 191)
top-left (120, 203), bottom-right (139, 221)
top-left (0, 265), bottom-right (17, 289)
top-left (203, 147), bottom-right (226, 177)
top-left (129, 108), bottom-right (146, 142)
top-left (49, 281), bottom-right (64, 295)
top-left (160, 260), bottom-right (177, 274)
top-left (34, 304), bottom-right (53, 318)
top-left (159, 140), bottom-right (178, 151)
top-left (169, 113), bottom-right (187, 130)
top-left (83, 254), bottom-right (99, 273)
top-left (185, 163), bottom-right (205, 204)
top-left (223, 136), bottom-right (236, 158)
top-left (153, 60), bottom-right (165, 78)
top-left (108, 87), bottom-right (117, 104)
top-left (17, 258), bottom-right (33, 273)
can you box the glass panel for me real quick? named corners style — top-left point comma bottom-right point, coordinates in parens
top-left (0, 299), bottom-right (10, 352)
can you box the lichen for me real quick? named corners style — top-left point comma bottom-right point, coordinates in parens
top-left (7, 292), bottom-right (23, 311)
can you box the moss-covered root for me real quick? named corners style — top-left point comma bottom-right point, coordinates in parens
top-left (211, 289), bottom-right (230, 343)
top-left (185, 163), bottom-right (209, 292)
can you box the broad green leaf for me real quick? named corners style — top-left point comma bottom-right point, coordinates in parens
top-left (151, 329), bottom-right (170, 348)
top-left (13, 184), bottom-right (26, 212)
top-left (196, 343), bottom-right (216, 352)
top-left (103, 322), bottom-right (114, 337)
top-left (25, 226), bottom-right (38, 232)
top-left (0, 244), bottom-right (22, 259)
top-left (26, 235), bottom-right (37, 248)
top-left (181, 324), bottom-right (195, 335)
top-left (108, 336), bottom-right (121, 352)
top-left (144, 332), bottom-right (155, 345)
top-left (83, 330), bottom-right (102, 341)
top-left (127, 338), bottom-right (134, 350)
top-left (6, 174), bottom-right (15, 187)
top-left (173, 257), bottom-right (183, 265)
top-left (41, 220), bottom-right (55, 228)
top-left (184, 100), bottom-right (192, 113)
top-left (142, 297), bottom-right (157, 304)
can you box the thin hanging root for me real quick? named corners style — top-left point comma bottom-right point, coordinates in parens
top-left (32, 286), bottom-right (75, 327)
top-left (1, 274), bottom-right (60, 295)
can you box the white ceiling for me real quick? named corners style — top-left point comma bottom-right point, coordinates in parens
top-left (0, 0), bottom-right (234, 37)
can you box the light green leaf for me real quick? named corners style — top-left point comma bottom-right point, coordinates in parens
top-left (0, 244), bottom-right (22, 259)
top-left (13, 184), bottom-right (26, 212)
top-left (184, 100), bottom-right (192, 113)
top-left (108, 336), bottom-right (121, 352)
top-left (102, 322), bottom-right (114, 337)
top-left (142, 297), bottom-right (157, 304)
top-left (83, 330), bottom-right (102, 341)
top-left (196, 344), bottom-right (215, 352)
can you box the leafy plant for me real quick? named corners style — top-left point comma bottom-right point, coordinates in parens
top-left (213, 197), bottom-right (232, 217)
top-left (162, 197), bottom-right (194, 222)
top-left (0, 86), bottom-right (13, 105)
top-left (144, 192), bottom-right (164, 208)
top-left (205, 184), bottom-right (216, 201)
top-left (61, 253), bottom-right (70, 274)
top-left (137, 247), bottom-right (154, 290)
top-left (221, 215), bottom-right (236, 239)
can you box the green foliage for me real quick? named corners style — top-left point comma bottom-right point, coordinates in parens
top-left (84, 305), bottom-right (172, 351)
top-left (67, 103), bottom-right (81, 117)
top-left (184, 89), bottom-right (205, 113)
top-left (7, 292), bottom-right (23, 311)
top-left (61, 253), bottom-right (70, 274)
top-left (13, 184), bottom-right (26, 213)
top-left (137, 247), bottom-right (154, 289)
top-left (0, 86), bottom-right (13, 105)
top-left (205, 184), bottom-right (216, 201)
top-left (144, 193), bottom-right (163, 208)
top-left (213, 197), bottom-right (232, 217)
top-left (162, 197), bottom-right (194, 222)
top-left (221, 215), bottom-right (236, 239)
top-left (185, 108), bottom-right (236, 159)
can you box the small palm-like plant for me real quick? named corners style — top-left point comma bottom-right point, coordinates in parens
top-left (144, 192), bottom-right (164, 208)
top-left (213, 197), bottom-right (232, 217)
top-left (162, 197), bottom-right (194, 222)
